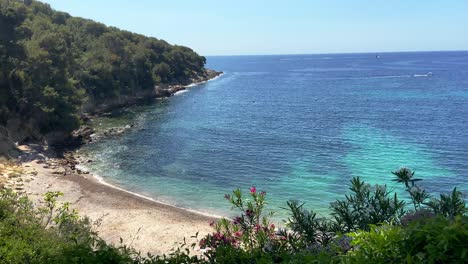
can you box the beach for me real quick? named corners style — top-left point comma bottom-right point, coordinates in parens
top-left (0, 70), bottom-right (226, 255)
top-left (1, 145), bottom-right (216, 255)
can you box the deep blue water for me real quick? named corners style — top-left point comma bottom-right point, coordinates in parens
top-left (79, 51), bottom-right (468, 219)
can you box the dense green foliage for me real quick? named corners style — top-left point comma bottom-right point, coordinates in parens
top-left (195, 168), bottom-right (467, 263)
top-left (0, 190), bottom-right (137, 263)
top-left (0, 0), bottom-right (207, 141)
top-left (1, 167), bottom-right (466, 263)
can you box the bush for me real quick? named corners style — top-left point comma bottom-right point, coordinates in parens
top-left (0, 167), bottom-right (466, 263)
top-left (0, 189), bottom-right (136, 263)
top-left (330, 176), bottom-right (406, 233)
top-left (199, 168), bottom-right (466, 263)
top-left (403, 215), bottom-right (468, 263)
top-left (200, 187), bottom-right (278, 252)
top-left (347, 224), bottom-right (406, 263)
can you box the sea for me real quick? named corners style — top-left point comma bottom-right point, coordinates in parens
top-left (78, 51), bottom-right (468, 220)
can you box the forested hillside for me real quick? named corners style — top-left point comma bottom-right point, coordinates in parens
top-left (0, 0), bottom-right (213, 150)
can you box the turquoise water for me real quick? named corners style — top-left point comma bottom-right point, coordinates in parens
top-left (79, 51), bottom-right (468, 219)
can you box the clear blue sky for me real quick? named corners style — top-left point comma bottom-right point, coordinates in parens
top-left (41, 0), bottom-right (468, 56)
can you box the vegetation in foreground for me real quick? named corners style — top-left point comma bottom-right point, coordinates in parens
top-left (0, 167), bottom-right (466, 263)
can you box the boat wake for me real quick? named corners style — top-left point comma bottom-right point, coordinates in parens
top-left (413, 72), bottom-right (433, 77)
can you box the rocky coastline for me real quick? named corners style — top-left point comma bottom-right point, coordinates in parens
top-left (0, 70), bottom-right (224, 254)
top-left (68, 69), bottom-right (223, 148)
top-left (1, 68), bottom-right (224, 189)
top-left (0, 69), bottom-right (223, 156)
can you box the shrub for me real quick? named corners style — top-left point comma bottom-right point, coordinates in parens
top-left (283, 200), bottom-right (334, 251)
top-left (403, 215), bottom-right (468, 263)
top-left (393, 167), bottom-right (467, 218)
top-left (0, 189), bottom-right (136, 263)
top-left (1, 167), bottom-right (466, 263)
top-left (347, 224), bottom-right (406, 263)
top-left (330, 177), bottom-right (406, 233)
top-left (200, 187), bottom-right (278, 253)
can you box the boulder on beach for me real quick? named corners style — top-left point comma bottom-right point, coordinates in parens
top-left (0, 126), bottom-right (19, 158)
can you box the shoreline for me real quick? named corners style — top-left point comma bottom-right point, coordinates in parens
top-left (2, 144), bottom-right (218, 255)
top-left (85, 69), bottom-right (223, 116)
top-left (17, 155), bottom-right (217, 255)
top-left (74, 71), bottom-right (227, 220)
top-left (71, 71), bottom-right (224, 145)
top-left (79, 164), bottom-right (226, 220)
top-left (1, 73), bottom-right (226, 254)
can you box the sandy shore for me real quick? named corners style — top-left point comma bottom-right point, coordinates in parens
top-left (0, 73), bottom-right (226, 255)
top-left (1, 146), bottom-right (216, 255)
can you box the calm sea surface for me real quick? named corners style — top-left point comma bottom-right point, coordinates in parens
top-left (79, 51), bottom-right (468, 219)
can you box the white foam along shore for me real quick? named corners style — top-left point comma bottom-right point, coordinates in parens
top-left (13, 72), bottom-right (226, 254)
top-left (185, 72), bottom-right (224, 88)
top-left (17, 155), bottom-right (217, 255)
top-left (76, 163), bottom-right (225, 220)
top-left (174, 73), bottom-right (224, 95)
top-left (73, 70), bottom-right (227, 219)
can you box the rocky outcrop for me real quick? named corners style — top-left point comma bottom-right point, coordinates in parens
top-left (4, 69), bottom-right (222, 152)
top-left (81, 69), bottom-right (222, 117)
top-left (0, 126), bottom-right (19, 158)
top-left (156, 69), bottom-right (223, 97)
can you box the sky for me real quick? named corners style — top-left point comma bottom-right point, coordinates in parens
top-left (40, 0), bottom-right (468, 56)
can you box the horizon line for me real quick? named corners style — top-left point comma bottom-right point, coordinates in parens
top-left (203, 49), bottom-right (468, 57)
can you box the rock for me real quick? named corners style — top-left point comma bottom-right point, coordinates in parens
top-left (0, 126), bottom-right (20, 158)
top-left (52, 168), bottom-right (65, 175)
top-left (7, 172), bottom-right (19, 178)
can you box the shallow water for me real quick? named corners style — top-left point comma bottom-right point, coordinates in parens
top-left (79, 51), bottom-right (468, 219)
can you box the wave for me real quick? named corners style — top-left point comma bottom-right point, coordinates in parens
top-left (75, 164), bottom-right (225, 219)
top-left (173, 90), bottom-right (189, 95)
top-left (184, 72), bottom-right (225, 88)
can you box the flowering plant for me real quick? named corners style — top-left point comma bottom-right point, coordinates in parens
top-left (200, 187), bottom-right (280, 252)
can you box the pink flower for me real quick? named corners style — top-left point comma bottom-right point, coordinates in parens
top-left (250, 186), bottom-right (256, 193)
top-left (270, 223), bottom-right (275, 230)
top-left (260, 191), bottom-right (266, 196)
top-left (234, 231), bottom-right (242, 237)
top-left (209, 221), bottom-right (215, 227)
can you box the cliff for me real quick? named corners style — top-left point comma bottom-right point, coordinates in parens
top-left (0, 0), bottom-right (221, 155)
